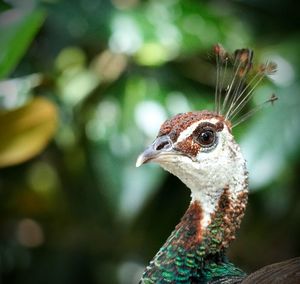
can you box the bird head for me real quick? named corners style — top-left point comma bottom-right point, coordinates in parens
top-left (136, 45), bottom-right (276, 228)
top-left (136, 110), bottom-right (236, 173)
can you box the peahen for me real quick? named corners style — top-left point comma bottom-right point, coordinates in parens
top-left (136, 45), bottom-right (300, 283)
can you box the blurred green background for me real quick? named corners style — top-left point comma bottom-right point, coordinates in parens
top-left (0, 0), bottom-right (300, 283)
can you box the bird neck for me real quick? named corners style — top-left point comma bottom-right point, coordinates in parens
top-left (141, 197), bottom-right (247, 282)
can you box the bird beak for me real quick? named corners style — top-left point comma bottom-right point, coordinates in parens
top-left (136, 135), bottom-right (174, 167)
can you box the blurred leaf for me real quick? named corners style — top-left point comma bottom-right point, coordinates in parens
top-left (0, 9), bottom-right (45, 78)
top-left (0, 97), bottom-right (58, 168)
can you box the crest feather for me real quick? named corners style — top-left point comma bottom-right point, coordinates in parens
top-left (213, 44), bottom-right (277, 127)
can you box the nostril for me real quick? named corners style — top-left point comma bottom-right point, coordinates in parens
top-left (154, 136), bottom-right (172, 151)
top-left (156, 140), bottom-right (170, 151)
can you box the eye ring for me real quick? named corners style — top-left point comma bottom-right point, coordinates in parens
top-left (195, 128), bottom-right (216, 147)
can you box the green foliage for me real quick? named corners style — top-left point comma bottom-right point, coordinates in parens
top-left (0, 0), bottom-right (300, 283)
top-left (0, 9), bottom-right (45, 79)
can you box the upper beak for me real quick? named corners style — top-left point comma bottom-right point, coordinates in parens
top-left (136, 135), bottom-right (174, 167)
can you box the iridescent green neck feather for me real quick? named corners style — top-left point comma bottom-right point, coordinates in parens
top-left (140, 188), bottom-right (247, 283)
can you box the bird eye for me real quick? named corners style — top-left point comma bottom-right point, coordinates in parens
top-left (196, 129), bottom-right (216, 146)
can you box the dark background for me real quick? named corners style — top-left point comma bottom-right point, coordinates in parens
top-left (0, 0), bottom-right (300, 283)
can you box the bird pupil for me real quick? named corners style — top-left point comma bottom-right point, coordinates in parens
top-left (202, 132), bottom-right (210, 141)
top-left (199, 130), bottom-right (214, 145)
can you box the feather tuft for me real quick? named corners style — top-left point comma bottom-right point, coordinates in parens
top-left (212, 45), bottom-right (277, 127)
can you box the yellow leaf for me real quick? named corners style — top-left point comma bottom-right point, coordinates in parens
top-left (0, 98), bottom-right (58, 167)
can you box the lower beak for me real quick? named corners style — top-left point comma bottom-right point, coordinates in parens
top-left (136, 135), bottom-right (174, 167)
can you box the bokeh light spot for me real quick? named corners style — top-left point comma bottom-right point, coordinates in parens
top-left (135, 101), bottom-right (167, 137)
top-left (91, 50), bottom-right (128, 82)
top-left (55, 47), bottom-right (86, 72)
top-left (16, 219), bottom-right (44, 248)
top-left (135, 43), bottom-right (168, 66)
top-left (266, 54), bottom-right (295, 86)
top-left (109, 15), bottom-right (142, 54)
top-left (166, 91), bottom-right (190, 115)
top-left (27, 161), bottom-right (60, 194)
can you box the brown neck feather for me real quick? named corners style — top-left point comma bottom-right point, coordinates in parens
top-left (173, 187), bottom-right (248, 255)
top-left (204, 187), bottom-right (248, 253)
